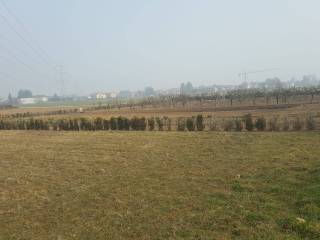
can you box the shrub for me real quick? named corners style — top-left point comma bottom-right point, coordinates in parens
top-left (17, 120), bottom-right (26, 130)
top-left (130, 117), bottom-right (146, 131)
top-left (186, 118), bottom-right (195, 131)
top-left (117, 117), bottom-right (129, 130)
top-left (72, 119), bottom-right (80, 131)
top-left (177, 118), bottom-right (186, 131)
top-left (196, 115), bottom-right (204, 131)
top-left (103, 119), bottom-right (110, 130)
top-left (28, 118), bottom-right (35, 130)
top-left (293, 117), bottom-right (304, 131)
top-left (163, 116), bottom-right (171, 131)
top-left (282, 118), bottom-right (290, 131)
top-left (148, 118), bottom-right (155, 131)
top-left (94, 117), bottom-right (104, 130)
top-left (123, 118), bottom-right (130, 130)
top-left (139, 117), bottom-right (146, 131)
top-left (110, 117), bottom-right (118, 130)
top-left (268, 117), bottom-right (279, 131)
top-left (208, 117), bottom-right (218, 131)
top-left (80, 118), bottom-right (93, 131)
top-left (223, 119), bottom-right (234, 131)
top-left (306, 115), bottom-right (316, 130)
top-left (234, 118), bottom-right (243, 131)
top-left (69, 119), bottom-right (75, 130)
top-left (52, 121), bottom-right (58, 131)
top-left (156, 117), bottom-right (164, 131)
top-left (243, 114), bottom-right (254, 131)
top-left (255, 117), bottom-right (266, 131)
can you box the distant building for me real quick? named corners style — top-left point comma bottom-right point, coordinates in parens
top-left (109, 91), bottom-right (118, 98)
top-left (34, 95), bottom-right (49, 102)
top-left (96, 93), bottom-right (107, 99)
top-left (18, 96), bottom-right (48, 105)
top-left (18, 98), bottom-right (36, 105)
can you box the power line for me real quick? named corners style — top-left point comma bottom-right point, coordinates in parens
top-left (0, 70), bottom-right (17, 80)
top-left (0, 33), bottom-right (39, 64)
top-left (238, 68), bottom-right (280, 82)
top-left (0, 42), bottom-right (55, 80)
top-left (0, 0), bottom-right (54, 66)
top-left (0, 1), bottom-right (69, 93)
top-left (56, 65), bottom-right (67, 96)
top-left (0, 5), bottom-right (53, 69)
top-left (0, 46), bottom-right (35, 73)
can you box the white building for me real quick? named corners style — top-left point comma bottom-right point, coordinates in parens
top-left (18, 96), bottom-right (49, 105)
top-left (109, 91), bottom-right (118, 98)
top-left (96, 93), bottom-right (107, 99)
top-left (18, 98), bottom-right (37, 105)
top-left (35, 96), bottom-right (49, 102)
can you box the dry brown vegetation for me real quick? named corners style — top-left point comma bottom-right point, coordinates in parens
top-left (1, 131), bottom-right (320, 239)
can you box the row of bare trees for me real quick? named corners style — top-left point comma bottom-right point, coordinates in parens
top-left (2, 86), bottom-right (319, 120)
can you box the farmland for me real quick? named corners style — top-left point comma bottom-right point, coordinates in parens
top-left (1, 131), bottom-right (320, 239)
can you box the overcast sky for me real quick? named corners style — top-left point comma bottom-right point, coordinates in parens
top-left (0, 0), bottom-right (319, 97)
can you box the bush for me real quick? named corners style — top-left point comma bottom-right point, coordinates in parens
top-left (94, 117), bottom-right (104, 130)
top-left (28, 118), bottom-right (35, 130)
top-left (207, 116), bottom-right (217, 131)
top-left (148, 117), bottom-right (155, 131)
top-left (80, 118), bottom-right (93, 131)
top-left (186, 118), bottom-right (195, 131)
top-left (17, 120), bottom-right (26, 130)
top-left (130, 117), bottom-right (146, 131)
top-left (196, 115), bottom-right (204, 131)
top-left (103, 119), bottom-right (110, 130)
top-left (223, 119), bottom-right (234, 131)
top-left (306, 115), bottom-right (316, 130)
top-left (268, 117), bottom-right (279, 131)
top-left (234, 118), bottom-right (243, 131)
top-left (117, 117), bottom-right (130, 130)
top-left (156, 117), bottom-right (164, 131)
top-left (163, 116), bottom-right (171, 131)
top-left (255, 117), bottom-right (266, 131)
top-left (123, 118), bottom-right (130, 130)
top-left (110, 117), bottom-right (118, 130)
top-left (177, 118), bottom-right (186, 131)
top-left (244, 114), bottom-right (254, 131)
top-left (293, 117), bottom-right (304, 131)
top-left (282, 118), bottom-right (290, 131)
top-left (72, 119), bottom-right (80, 131)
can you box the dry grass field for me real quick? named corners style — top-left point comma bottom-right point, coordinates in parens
top-left (1, 131), bottom-right (320, 239)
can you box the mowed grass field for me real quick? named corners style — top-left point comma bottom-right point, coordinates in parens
top-left (1, 131), bottom-right (320, 239)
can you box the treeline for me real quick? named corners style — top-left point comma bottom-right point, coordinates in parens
top-left (0, 108), bottom-right (80, 119)
top-left (0, 114), bottom-right (317, 131)
top-left (151, 86), bottom-right (320, 107)
top-left (3, 86), bottom-right (320, 120)
top-left (0, 105), bottom-right (15, 110)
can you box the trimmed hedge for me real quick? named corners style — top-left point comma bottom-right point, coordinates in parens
top-left (0, 114), bottom-right (317, 132)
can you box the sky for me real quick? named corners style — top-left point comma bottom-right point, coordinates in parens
top-left (0, 0), bottom-right (319, 97)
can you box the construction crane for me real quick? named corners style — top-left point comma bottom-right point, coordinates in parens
top-left (238, 68), bottom-right (280, 82)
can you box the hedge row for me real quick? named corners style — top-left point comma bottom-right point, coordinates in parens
top-left (0, 114), bottom-right (317, 131)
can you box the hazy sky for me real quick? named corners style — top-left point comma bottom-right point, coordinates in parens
top-left (0, 0), bottom-right (319, 97)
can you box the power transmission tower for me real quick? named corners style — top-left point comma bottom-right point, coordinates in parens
top-left (56, 65), bottom-right (67, 96)
top-left (238, 68), bottom-right (280, 82)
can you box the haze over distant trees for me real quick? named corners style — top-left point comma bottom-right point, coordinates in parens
top-left (17, 89), bottom-right (33, 98)
top-left (144, 87), bottom-right (155, 97)
top-left (180, 82), bottom-right (194, 95)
